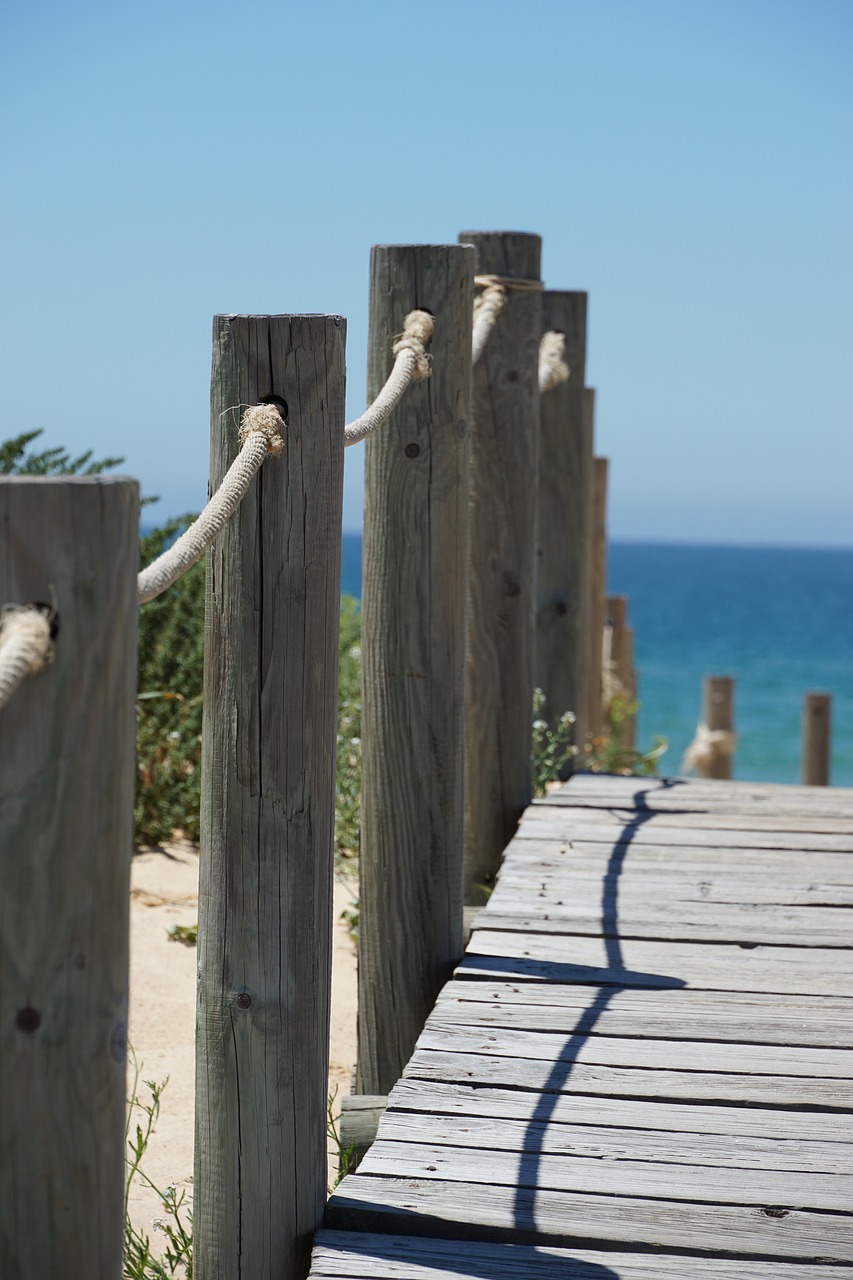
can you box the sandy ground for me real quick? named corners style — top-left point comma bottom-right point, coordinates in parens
top-left (127, 841), bottom-right (359, 1244)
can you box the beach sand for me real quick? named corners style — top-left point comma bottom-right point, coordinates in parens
top-left (127, 841), bottom-right (359, 1245)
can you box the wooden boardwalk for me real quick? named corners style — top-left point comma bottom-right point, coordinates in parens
top-left (313, 773), bottom-right (853, 1277)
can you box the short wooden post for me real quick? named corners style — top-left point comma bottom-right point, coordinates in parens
top-left (459, 230), bottom-right (542, 904)
top-left (625, 623), bottom-right (638, 749)
top-left (585, 454), bottom-right (609, 748)
top-left (0, 476), bottom-right (138, 1279)
top-left (702, 674), bottom-right (736, 780)
top-left (802, 692), bottom-right (831, 786)
top-left (534, 290), bottom-right (589, 752)
top-left (196, 314), bottom-right (346, 1280)
top-left (357, 244), bottom-right (474, 1097)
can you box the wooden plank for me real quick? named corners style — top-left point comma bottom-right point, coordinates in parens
top-left (534, 290), bottom-right (589, 746)
top-left (326, 1175), bottom-right (853, 1260)
top-left (554, 774), bottom-right (853, 815)
top-left (517, 810), bottom-right (853, 852)
top-left (416, 1021), bottom-right (853, 1080)
top-left (0, 476), bottom-right (138, 1280)
top-left (462, 929), bottom-right (853, 997)
top-left (476, 902), bottom-right (853, 947)
top-left (312, 1231), bottom-right (853, 1280)
top-left (533, 804), bottom-right (853, 835)
top-left (196, 314), bottom-right (345, 1280)
top-left (359, 1137), bottom-right (853, 1211)
top-left (375, 1108), bottom-right (853, 1176)
top-left (387, 1078), bottom-right (852, 1142)
top-left (404, 1047), bottom-right (851, 1108)
top-left (357, 243), bottom-right (474, 1097)
top-left (430, 982), bottom-right (853, 1047)
top-left (461, 230), bottom-right (542, 905)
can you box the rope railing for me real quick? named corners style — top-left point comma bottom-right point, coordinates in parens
top-left (0, 604), bottom-right (53, 712)
top-left (343, 310), bottom-right (435, 446)
top-left (682, 724), bottom-right (738, 774)
top-left (472, 274), bottom-right (544, 365)
top-left (137, 403), bottom-right (285, 604)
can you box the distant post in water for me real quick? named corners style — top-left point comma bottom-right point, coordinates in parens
top-left (534, 290), bottom-right (589, 754)
top-left (459, 229), bottom-right (542, 904)
top-left (802, 692), bottom-right (831, 786)
top-left (586, 453), bottom-right (608, 748)
top-left (196, 314), bottom-right (345, 1280)
top-left (0, 476), bottom-right (138, 1280)
top-left (685, 674), bottom-right (736, 780)
top-left (357, 243), bottom-right (474, 1097)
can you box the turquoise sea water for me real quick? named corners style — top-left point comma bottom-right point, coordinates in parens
top-left (342, 535), bottom-right (853, 787)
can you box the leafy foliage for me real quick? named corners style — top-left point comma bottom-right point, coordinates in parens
top-left (0, 428), bottom-right (125, 477)
top-left (124, 1066), bottom-right (193, 1279)
top-left (585, 693), bottom-right (668, 776)
top-left (531, 688), bottom-right (578, 797)
top-left (335, 596), bottom-right (362, 868)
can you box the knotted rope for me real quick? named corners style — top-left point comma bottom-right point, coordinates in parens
top-left (472, 274), bottom-right (544, 365)
top-left (538, 331), bottom-right (570, 393)
top-left (137, 404), bottom-right (285, 605)
top-left (682, 724), bottom-right (738, 776)
top-left (344, 310), bottom-right (435, 447)
top-left (0, 604), bottom-right (53, 713)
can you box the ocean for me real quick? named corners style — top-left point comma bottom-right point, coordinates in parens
top-left (342, 535), bottom-right (853, 788)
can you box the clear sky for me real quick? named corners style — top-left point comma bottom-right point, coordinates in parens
top-left (2, 0), bottom-right (851, 545)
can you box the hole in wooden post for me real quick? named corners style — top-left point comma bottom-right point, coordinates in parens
top-left (16, 1007), bottom-right (40, 1033)
top-left (235, 992), bottom-right (252, 1010)
top-left (258, 394), bottom-right (289, 425)
top-left (404, 443), bottom-right (420, 459)
top-left (33, 603), bottom-right (59, 641)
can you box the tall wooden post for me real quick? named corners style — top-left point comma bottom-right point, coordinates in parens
top-left (357, 244), bottom-right (474, 1097)
top-left (534, 290), bottom-right (589, 751)
top-left (196, 315), bottom-right (345, 1280)
top-left (0, 476), bottom-right (138, 1280)
top-left (802, 692), bottom-right (831, 786)
top-left (459, 230), bottom-right (542, 904)
top-left (625, 623), bottom-right (638, 749)
top-left (586, 454), bottom-right (609, 748)
top-left (702, 674), bottom-right (736, 780)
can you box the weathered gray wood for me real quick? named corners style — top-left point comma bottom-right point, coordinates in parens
top-left (431, 981), bottom-right (853, 1045)
top-left (584, 456), bottom-right (607, 746)
top-left (339, 1095), bottom-right (388, 1171)
top-left (461, 929), bottom-right (853, 996)
top-left (415, 1020), bottom-right (853, 1079)
top-left (387, 1077), bottom-right (852, 1141)
top-left (0, 476), bottom-right (138, 1280)
top-left (558, 772), bottom-right (853, 815)
top-left (196, 314), bottom-right (345, 1280)
top-left (533, 801), bottom-right (853, 834)
top-left (802, 691), bottom-right (832, 786)
top-left (359, 1136), bottom-right (852, 1211)
top-left (534, 291), bottom-right (588, 750)
top-left (459, 230), bottom-right (542, 904)
top-left (517, 808), bottom-right (853, 850)
top-left (311, 1230), bottom-right (853, 1280)
top-left (357, 245), bottom-right (474, 1097)
top-left (327, 1175), bottom-right (853, 1260)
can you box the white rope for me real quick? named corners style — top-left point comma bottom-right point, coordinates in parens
top-left (472, 274), bottom-right (544, 365)
top-left (682, 723), bottom-right (738, 775)
top-left (344, 310), bottom-right (435, 447)
top-left (538, 331), bottom-right (570, 393)
top-left (137, 404), bottom-right (285, 605)
top-left (0, 605), bottom-right (53, 713)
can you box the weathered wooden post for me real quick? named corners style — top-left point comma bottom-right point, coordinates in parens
top-left (459, 230), bottom-right (542, 904)
top-left (196, 314), bottom-right (345, 1280)
top-left (534, 290), bottom-right (589, 752)
top-left (686, 674), bottom-right (736, 780)
top-left (625, 623), bottom-right (638, 749)
top-left (802, 692), bottom-right (831, 786)
top-left (586, 453), bottom-right (608, 748)
top-left (0, 476), bottom-right (138, 1279)
top-left (356, 243), bottom-right (474, 1099)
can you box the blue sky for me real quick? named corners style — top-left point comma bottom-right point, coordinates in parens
top-left (2, 0), bottom-right (851, 544)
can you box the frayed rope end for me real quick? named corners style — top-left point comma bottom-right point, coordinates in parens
top-left (392, 310), bottom-right (435, 379)
top-left (238, 404), bottom-right (286, 456)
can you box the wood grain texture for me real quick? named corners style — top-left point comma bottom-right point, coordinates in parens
top-left (802, 692), bottom-right (831, 786)
top-left (534, 291), bottom-right (589, 748)
top-left (584, 456), bottom-right (607, 744)
top-left (311, 1230), bottom-right (853, 1280)
top-left (326, 1175), bottom-right (853, 1261)
top-left (555, 772), bottom-right (853, 814)
top-left (196, 314), bottom-right (345, 1280)
top-left (0, 476), bottom-right (138, 1280)
top-left (517, 808), bottom-right (853, 851)
top-left (459, 231), bottom-right (542, 904)
top-left (357, 245), bottom-right (474, 1096)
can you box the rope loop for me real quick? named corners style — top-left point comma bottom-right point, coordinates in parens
top-left (538, 331), bottom-right (570, 394)
top-left (344, 310), bottom-right (436, 447)
top-left (391, 310), bottom-right (435, 380)
top-left (0, 604), bottom-right (53, 713)
top-left (682, 724), bottom-right (738, 775)
top-left (472, 275), bottom-right (543, 366)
